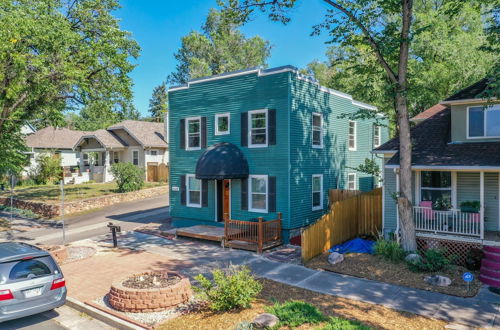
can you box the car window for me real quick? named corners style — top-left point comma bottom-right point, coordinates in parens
top-left (9, 259), bottom-right (53, 280)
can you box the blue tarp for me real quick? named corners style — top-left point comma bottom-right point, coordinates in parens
top-left (329, 238), bottom-right (375, 254)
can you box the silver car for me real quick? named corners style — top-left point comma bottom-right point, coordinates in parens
top-left (0, 242), bottom-right (66, 322)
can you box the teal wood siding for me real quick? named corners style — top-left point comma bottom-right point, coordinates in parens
top-left (289, 77), bottom-right (387, 229)
top-left (484, 173), bottom-right (499, 231)
top-left (383, 160), bottom-right (398, 233)
top-left (169, 72), bottom-right (290, 228)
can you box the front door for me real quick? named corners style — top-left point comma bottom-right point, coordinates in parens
top-left (217, 179), bottom-right (231, 221)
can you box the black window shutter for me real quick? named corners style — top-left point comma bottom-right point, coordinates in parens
top-left (201, 116), bottom-right (207, 148)
top-left (241, 112), bottom-right (248, 147)
top-left (180, 175), bottom-right (186, 205)
top-left (241, 178), bottom-right (248, 210)
top-left (268, 109), bottom-right (276, 145)
top-left (268, 176), bottom-right (276, 212)
top-left (202, 179), bottom-right (208, 207)
top-left (180, 119), bottom-right (185, 149)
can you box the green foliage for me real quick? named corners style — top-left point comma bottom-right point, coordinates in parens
top-left (460, 200), bottom-right (480, 212)
top-left (0, 0), bottom-right (140, 164)
top-left (374, 239), bottom-right (406, 263)
top-left (110, 162), bottom-right (144, 193)
top-left (0, 205), bottom-right (39, 219)
top-left (168, 6), bottom-right (271, 85)
top-left (193, 266), bottom-right (262, 311)
top-left (148, 82), bottom-right (168, 122)
top-left (235, 321), bottom-right (254, 330)
top-left (432, 198), bottom-right (452, 211)
top-left (265, 301), bottom-right (326, 327)
top-left (407, 248), bottom-right (451, 272)
top-left (319, 317), bottom-right (371, 330)
top-left (33, 153), bottom-right (62, 185)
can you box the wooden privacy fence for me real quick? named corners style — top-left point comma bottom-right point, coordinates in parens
top-left (301, 188), bottom-right (382, 262)
top-left (147, 163), bottom-right (169, 182)
top-left (225, 213), bottom-right (282, 254)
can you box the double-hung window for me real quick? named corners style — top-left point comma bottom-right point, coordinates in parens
top-left (312, 174), bottom-right (323, 210)
top-left (150, 150), bottom-right (158, 156)
top-left (248, 110), bottom-right (267, 147)
top-left (347, 173), bottom-right (357, 190)
top-left (373, 125), bottom-right (381, 147)
top-left (215, 113), bottom-right (230, 135)
top-left (132, 150), bottom-right (139, 166)
top-left (83, 153), bottom-right (89, 167)
top-left (468, 105), bottom-right (500, 138)
top-left (420, 171), bottom-right (452, 206)
top-left (348, 121), bottom-right (357, 150)
top-left (312, 113), bottom-right (323, 148)
top-left (186, 174), bottom-right (201, 207)
top-left (186, 117), bottom-right (201, 150)
top-left (249, 175), bottom-right (268, 212)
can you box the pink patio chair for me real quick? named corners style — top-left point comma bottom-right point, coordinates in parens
top-left (419, 201), bottom-right (434, 220)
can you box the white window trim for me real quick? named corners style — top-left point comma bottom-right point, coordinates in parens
top-left (348, 120), bottom-right (357, 151)
top-left (312, 112), bottom-right (324, 149)
top-left (312, 174), bottom-right (323, 211)
top-left (132, 150), bottom-right (139, 166)
top-left (185, 116), bottom-right (202, 150)
top-left (348, 173), bottom-right (357, 190)
top-left (418, 171), bottom-right (453, 205)
top-left (466, 105), bottom-right (500, 139)
top-left (215, 113), bottom-right (230, 136)
top-left (186, 174), bottom-right (202, 208)
top-left (374, 125), bottom-right (381, 147)
top-left (248, 174), bottom-right (268, 213)
top-left (248, 109), bottom-right (268, 148)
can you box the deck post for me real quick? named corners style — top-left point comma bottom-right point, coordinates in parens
top-left (258, 217), bottom-right (264, 254)
top-left (224, 213), bottom-right (229, 247)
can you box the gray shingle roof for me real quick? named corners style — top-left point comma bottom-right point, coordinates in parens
top-left (107, 120), bottom-right (166, 147)
top-left (25, 127), bottom-right (86, 149)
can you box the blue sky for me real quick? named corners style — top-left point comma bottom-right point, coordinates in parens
top-left (116, 0), bottom-right (332, 116)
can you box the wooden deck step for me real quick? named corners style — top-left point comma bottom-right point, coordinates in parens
top-left (176, 225), bottom-right (224, 242)
top-left (226, 240), bottom-right (282, 252)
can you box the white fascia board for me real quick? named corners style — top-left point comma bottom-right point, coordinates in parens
top-left (372, 150), bottom-right (397, 154)
top-left (385, 164), bottom-right (500, 171)
top-left (440, 98), bottom-right (498, 105)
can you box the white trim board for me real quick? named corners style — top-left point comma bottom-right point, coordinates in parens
top-left (385, 165), bottom-right (500, 171)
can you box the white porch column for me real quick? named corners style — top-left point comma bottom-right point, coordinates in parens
top-left (480, 171), bottom-right (485, 239)
top-left (414, 171), bottom-right (420, 206)
top-left (451, 172), bottom-right (457, 209)
top-left (104, 150), bottom-right (110, 182)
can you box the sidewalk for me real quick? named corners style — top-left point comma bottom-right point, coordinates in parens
top-left (69, 231), bottom-right (500, 329)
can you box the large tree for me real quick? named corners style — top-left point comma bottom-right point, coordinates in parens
top-left (168, 6), bottom-right (272, 85)
top-left (148, 82), bottom-right (168, 122)
top-left (303, 1), bottom-right (495, 123)
top-left (0, 0), bottom-right (140, 173)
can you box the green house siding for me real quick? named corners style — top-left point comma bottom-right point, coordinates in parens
top-left (451, 103), bottom-right (500, 143)
top-left (383, 161), bottom-right (398, 233)
top-left (169, 67), bottom-right (385, 237)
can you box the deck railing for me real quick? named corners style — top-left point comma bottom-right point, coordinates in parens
top-left (413, 206), bottom-right (484, 238)
top-left (224, 213), bottom-right (282, 253)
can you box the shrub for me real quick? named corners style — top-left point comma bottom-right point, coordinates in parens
top-left (235, 322), bottom-right (254, 330)
top-left (407, 248), bottom-right (450, 272)
top-left (319, 317), bottom-right (371, 330)
top-left (110, 162), bottom-right (144, 193)
top-left (34, 153), bottom-right (62, 185)
top-left (374, 239), bottom-right (405, 262)
top-left (194, 266), bottom-right (262, 311)
top-left (265, 301), bottom-right (326, 327)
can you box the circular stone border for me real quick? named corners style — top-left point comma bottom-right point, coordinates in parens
top-left (108, 271), bottom-right (192, 313)
top-left (42, 245), bottom-right (68, 264)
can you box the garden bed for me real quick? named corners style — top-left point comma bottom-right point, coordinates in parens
top-left (158, 279), bottom-right (446, 330)
top-left (305, 252), bottom-right (481, 297)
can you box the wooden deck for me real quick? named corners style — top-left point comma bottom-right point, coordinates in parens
top-left (226, 239), bottom-right (282, 252)
top-left (176, 225), bottom-right (225, 242)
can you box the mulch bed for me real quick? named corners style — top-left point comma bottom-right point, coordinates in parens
top-left (122, 274), bottom-right (181, 289)
top-left (158, 279), bottom-right (446, 330)
top-left (305, 252), bottom-right (481, 297)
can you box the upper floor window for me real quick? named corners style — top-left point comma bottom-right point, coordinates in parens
top-left (249, 110), bottom-right (267, 147)
top-left (186, 117), bottom-right (201, 150)
top-left (312, 113), bottom-right (323, 148)
top-left (347, 173), bottom-right (357, 190)
top-left (215, 113), bottom-right (230, 135)
top-left (249, 175), bottom-right (268, 212)
top-left (373, 125), bottom-right (381, 147)
top-left (468, 105), bottom-right (500, 138)
top-left (312, 174), bottom-right (323, 210)
top-left (150, 150), bottom-right (158, 156)
top-left (348, 121), bottom-right (357, 150)
top-left (186, 174), bottom-right (201, 207)
top-left (132, 150), bottom-right (139, 165)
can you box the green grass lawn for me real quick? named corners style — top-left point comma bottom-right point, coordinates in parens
top-left (0, 182), bottom-right (166, 203)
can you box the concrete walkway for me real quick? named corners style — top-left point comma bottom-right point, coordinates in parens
top-left (106, 231), bottom-right (499, 329)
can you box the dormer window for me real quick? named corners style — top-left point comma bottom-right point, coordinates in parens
top-left (468, 104), bottom-right (500, 138)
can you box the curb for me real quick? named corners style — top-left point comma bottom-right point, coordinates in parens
top-left (65, 297), bottom-right (146, 330)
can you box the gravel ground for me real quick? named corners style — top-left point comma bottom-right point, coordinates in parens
top-left (94, 294), bottom-right (202, 326)
top-left (64, 246), bottom-right (96, 263)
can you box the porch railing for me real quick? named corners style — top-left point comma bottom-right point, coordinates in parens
top-left (413, 206), bottom-right (484, 239)
top-left (224, 213), bottom-right (282, 253)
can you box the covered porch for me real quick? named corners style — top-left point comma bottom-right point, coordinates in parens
top-left (408, 169), bottom-right (500, 243)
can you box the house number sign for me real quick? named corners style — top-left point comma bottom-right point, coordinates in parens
top-left (172, 186), bottom-right (179, 192)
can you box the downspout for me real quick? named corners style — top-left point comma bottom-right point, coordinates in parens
top-left (287, 72), bottom-right (292, 240)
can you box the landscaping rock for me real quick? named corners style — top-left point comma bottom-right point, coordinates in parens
top-left (252, 313), bottom-right (279, 329)
top-left (405, 253), bottom-right (422, 264)
top-left (328, 252), bottom-right (344, 265)
top-left (425, 275), bottom-right (451, 287)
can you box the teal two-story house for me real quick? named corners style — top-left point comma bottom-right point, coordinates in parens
top-left (168, 65), bottom-right (388, 242)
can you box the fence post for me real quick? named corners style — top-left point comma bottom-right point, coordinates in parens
top-left (224, 213), bottom-right (229, 246)
top-left (277, 212), bottom-right (282, 241)
top-left (258, 217), bottom-right (263, 254)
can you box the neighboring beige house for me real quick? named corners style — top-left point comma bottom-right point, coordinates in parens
top-left (24, 120), bottom-right (168, 184)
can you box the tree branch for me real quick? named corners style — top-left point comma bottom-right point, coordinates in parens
top-left (322, 0), bottom-right (398, 84)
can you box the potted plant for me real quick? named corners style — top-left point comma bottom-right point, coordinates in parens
top-left (460, 200), bottom-right (480, 213)
top-left (432, 197), bottom-right (452, 211)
